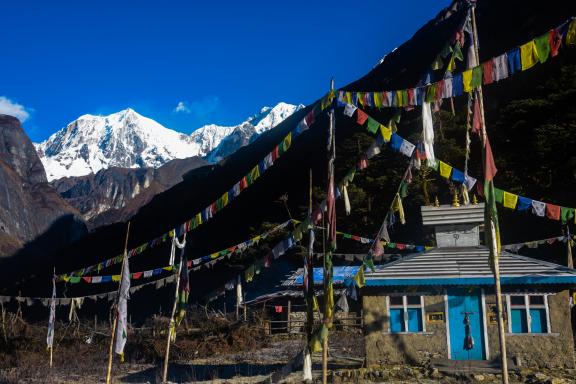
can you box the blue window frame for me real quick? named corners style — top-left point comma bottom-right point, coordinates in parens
top-left (388, 295), bottom-right (425, 333)
top-left (507, 294), bottom-right (549, 334)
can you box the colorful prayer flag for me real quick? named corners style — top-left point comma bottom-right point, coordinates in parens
top-left (503, 191), bottom-right (518, 209)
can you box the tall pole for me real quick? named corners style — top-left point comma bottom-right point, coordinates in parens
top-left (106, 221), bottom-right (131, 384)
top-left (49, 267), bottom-right (55, 369)
top-left (162, 235), bottom-right (185, 384)
top-left (322, 78), bottom-right (336, 384)
top-left (567, 225), bottom-right (574, 269)
top-left (303, 169), bottom-right (314, 383)
top-left (470, 6), bottom-right (509, 384)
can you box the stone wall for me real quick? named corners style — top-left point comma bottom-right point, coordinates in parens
top-left (485, 289), bottom-right (575, 368)
top-left (364, 293), bottom-right (448, 367)
top-left (364, 289), bottom-right (575, 369)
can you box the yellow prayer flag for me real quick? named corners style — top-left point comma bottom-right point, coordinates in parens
top-left (195, 212), bottom-right (202, 225)
top-left (210, 252), bottom-right (219, 259)
top-left (439, 161), bottom-right (453, 179)
top-left (353, 267), bottom-right (365, 288)
top-left (462, 69), bottom-right (473, 93)
top-left (425, 246), bottom-right (434, 251)
top-left (374, 92), bottom-right (382, 108)
top-left (251, 165), bottom-right (260, 181)
top-left (520, 40), bottom-right (539, 70)
top-left (447, 55), bottom-right (456, 71)
top-left (566, 19), bottom-right (576, 45)
top-left (396, 90), bottom-right (403, 107)
top-left (379, 124), bottom-right (392, 142)
top-left (163, 266), bottom-right (173, 271)
top-left (283, 132), bottom-right (292, 151)
top-left (345, 92), bottom-right (352, 104)
top-left (168, 229), bottom-right (175, 238)
top-left (357, 92), bottom-right (364, 107)
top-left (503, 191), bottom-right (518, 209)
top-left (112, 275), bottom-right (121, 282)
top-left (221, 191), bottom-right (229, 207)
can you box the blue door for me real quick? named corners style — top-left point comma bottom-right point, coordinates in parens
top-left (447, 288), bottom-right (486, 360)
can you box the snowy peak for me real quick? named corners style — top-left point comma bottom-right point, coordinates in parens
top-left (37, 102), bottom-right (304, 181)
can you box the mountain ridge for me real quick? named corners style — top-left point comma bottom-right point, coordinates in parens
top-left (36, 102), bottom-right (304, 181)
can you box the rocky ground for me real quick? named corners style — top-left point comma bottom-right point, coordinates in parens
top-left (0, 314), bottom-right (574, 383)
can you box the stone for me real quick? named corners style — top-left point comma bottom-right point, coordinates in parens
top-left (550, 378), bottom-right (566, 384)
top-left (473, 374), bottom-right (485, 381)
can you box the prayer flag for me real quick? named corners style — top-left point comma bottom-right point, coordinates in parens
top-left (532, 200), bottom-right (546, 217)
top-left (114, 253), bottom-right (130, 359)
top-left (343, 103), bottom-right (357, 117)
top-left (484, 137), bottom-right (498, 181)
top-left (390, 134), bottom-right (403, 152)
top-left (534, 32), bottom-right (551, 63)
top-left (507, 47), bottom-right (521, 75)
top-left (503, 191), bottom-right (518, 209)
top-left (482, 59), bottom-right (494, 85)
top-left (366, 117), bottom-right (379, 134)
top-left (47, 276), bottom-right (56, 350)
top-left (550, 29), bottom-right (562, 57)
top-left (520, 40), bottom-right (539, 70)
top-left (356, 109), bottom-right (368, 125)
top-left (450, 168), bottom-right (465, 184)
top-left (399, 140), bottom-right (415, 158)
top-left (439, 161), bottom-right (452, 179)
top-left (379, 124), bottom-right (392, 142)
top-left (517, 196), bottom-right (532, 211)
top-left (422, 101), bottom-right (435, 166)
top-left (494, 188), bottom-right (504, 204)
top-left (546, 203), bottom-right (561, 220)
top-left (353, 267), bottom-right (365, 288)
top-left (464, 174), bottom-right (477, 191)
top-left (471, 66), bottom-right (483, 88)
top-left (493, 53), bottom-right (509, 82)
top-left (567, 19), bottom-right (576, 45)
top-left (462, 69), bottom-right (473, 93)
top-left (561, 207), bottom-right (575, 224)
top-left (175, 248), bottom-right (189, 326)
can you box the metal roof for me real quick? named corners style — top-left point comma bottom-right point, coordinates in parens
top-left (365, 246), bottom-right (576, 286)
top-left (283, 266), bottom-right (360, 287)
top-left (421, 203), bottom-right (485, 226)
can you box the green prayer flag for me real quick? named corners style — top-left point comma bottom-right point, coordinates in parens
top-left (493, 188), bottom-right (504, 204)
top-left (366, 117), bottom-right (379, 134)
top-left (70, 276), bottom-right (81, 284)
top-left (534, 32), bottom-right (551, 64)
top-left (561, 207), bottom-right (575, 224)
top-left (453, 41), bottom-right (464, 61)
top-left (399, 181), bottom-right (409, 199)
top-left (471, 66), bottom-right (483, 88)
top-left (353, 267), bottom-right (365, 288)
top-left (425, 84), bottom-right (436, 103)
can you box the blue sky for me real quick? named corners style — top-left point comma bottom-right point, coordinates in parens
top-left (0, 0), bottom-right (449, 142)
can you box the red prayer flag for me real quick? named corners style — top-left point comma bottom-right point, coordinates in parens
top-left (396, 243), bottom-right (406, 250)
top-left (482, 59), bottom-right (494, 84)
top-left (407, 88), bottom-right (415, 106)
top-left (305, 110), bottom-right (315, 126)
top-left (312, 208), bottom-right (323, 224)
top-left (132, 272), bottom-right (143, 280)
top-left (435, 80), bottom-right (444, 100)
top-left (82, 276), bottom-right (92, 283)
top-left (550, 29), bottom-right (562, 57)
top-left (484, 138), bottom-right (498, 182)
top-left (472, 97), bottom-right (482, 133)
top-left (356, 109), bottom-right (368, 125)
top-left (358, 154), bottom-right (368, 170)
top-left (240, 176), bottom-right (247, 190)
top-left (546, 203), bottom-right (561, 220)
top-left (476, 180), bottom-right (485, 198)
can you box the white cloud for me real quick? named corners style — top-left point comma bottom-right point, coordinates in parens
top-left (173, 101), bottom-right (191, 114)
top-left (0, 96), bottom-right (30, 122)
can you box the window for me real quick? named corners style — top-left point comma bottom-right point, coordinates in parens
top-left (506, 294), bottom-right (550, 334)
top-left (388, 295), bottom-right (425, 333)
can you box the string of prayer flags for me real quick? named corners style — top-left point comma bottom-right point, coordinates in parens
top-left (336, 17), bottom-right (575, 108)
top-left (503, 235), bottom-right (573, 253)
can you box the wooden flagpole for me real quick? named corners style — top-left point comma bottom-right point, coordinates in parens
top-left (470, 6), bottom-right (509, 384)
top-left (162, 233), bottom-right (186, 384)
top-left (106, 221), bottom-right (131, 384)
top-left (566, 225), bottom-right (573, 269)
top-left (49, 267), bottom-right (55, 369)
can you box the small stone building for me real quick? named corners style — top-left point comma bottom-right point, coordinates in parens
top-left (363, 203), bottom-right (576, 368)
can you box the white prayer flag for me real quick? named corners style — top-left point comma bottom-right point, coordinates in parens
top-left (343, 103), bottom-right (357, 117)
top-left (46, 277), bottom-right (56, 349)
top-left (399, 140), bottom-right (416, 157)
top-left (114, 254), bottom-right (130, 357)
top-left (422, 102), bottom-right (436, 166)
top-left (531, 200), bottom-right (546, 217)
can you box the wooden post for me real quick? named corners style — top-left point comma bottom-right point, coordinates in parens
top-left (162, 252), bottom-right (183, 384)
top-left (95, 314), bottom-right (98, 332)
top-left (470, 7), bottom-right (508, 384)
top-left (287, 300), bottom-right (291, 333)
top-left (243, 293), bottom-right (247, 322)
top-left (106, 221), bottom-right (131, 384)
top-left (566, 225), bottom-right (573, 269)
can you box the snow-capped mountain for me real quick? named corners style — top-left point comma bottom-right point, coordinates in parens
top-left (36, 102), bottom-right (304, 181)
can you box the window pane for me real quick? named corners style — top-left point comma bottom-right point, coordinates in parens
top-left (529, 296), bottom-right (545, 305)
top-left (529, 308), bottom-right (548, 333)
top-left (407, 308), bottom-right (423, 332)
top-left (390, 296), bottom-right (403, 306)
top-left (407, 296), bottom-right (421, 305)
top-left (511, 309), bottom-right (528, 333)
top-left (390, 308), bottom-right (405, 332)
top-left (510, 296), bottom-right (525, 306)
